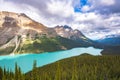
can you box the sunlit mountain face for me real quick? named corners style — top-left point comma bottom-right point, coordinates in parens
top-left (1, 0), bottom-right (120, 40)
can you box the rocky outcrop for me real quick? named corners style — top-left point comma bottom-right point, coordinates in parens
top-left (54, 25), bottom-right (95, 47)
top-left (54, 25), bottom-right (87, 40)
top-left (0, 11), bottom-right (58, 55)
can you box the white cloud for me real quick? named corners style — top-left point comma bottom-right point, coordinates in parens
top-left (72, 13), bottom-right (120, 40)
top-left (100, 0), bottom-right (115, 6)
top-left (86, 29), bottom-right (120, 40)
top-left (46, 0), bottom-right (74, 18)
top-left (88, 0), bottom-right (120, 14)
top-left (74, 12), bottom-right (99, 22)
top-left (81, 5), bottom-right (90, 12)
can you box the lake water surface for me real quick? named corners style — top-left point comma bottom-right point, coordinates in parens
top-left (0, 47), bottom-right (102, 73)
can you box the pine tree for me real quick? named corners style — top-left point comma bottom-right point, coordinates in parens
top-left (71, 58), bottom-right (78, 80)
top-left (14, 62), bottom-right (20, 80)
top-left (3, 67), bottom-right (6, 77)
top-left (31, 60), bottom-right (37, 80)
top-left (18, 67), bottom-right (23, 80)
top-left (0, 67), bottom-right (3, 80)
top-left (33, 60), bottom-right (37, 70)
top-left (9, 69), bottom-right (14, 80)
top-left (55, 62), bottom-right (61, 80)
top-left (2, 67), bottom-right (7, 80)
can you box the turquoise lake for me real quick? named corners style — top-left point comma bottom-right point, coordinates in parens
top-left (0, 47), bottom-right (102, 73)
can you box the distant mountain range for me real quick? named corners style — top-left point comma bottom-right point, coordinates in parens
top-left (96, 35), bottom-right (120, 46)
top-left (96, 35), bottom-right (120, 55)
top-left (0, 11), bottom-right (96, 55)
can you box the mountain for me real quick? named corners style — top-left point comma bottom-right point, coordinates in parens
top-left (96, 35), bottom-right (120, 46)
top-left (0, 11), bottom-right (94, 55)
top-left (0, 11), bottom-right (58, 44)
top-left (0, 11), bottom-right (62, 55)
top-left (54, 25), bottom-right (96, 47)
top-left (96, 35), bottom-right (120, 55)
top-left (54, 25), bottom-right (86, 41)
top-left (0, 11), bottom-right (78, 55)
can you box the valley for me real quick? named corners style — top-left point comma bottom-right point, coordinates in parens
top-left (0, 11), bottom-right (120, 80)
top-left (0, 11), bottom-right (99, 55)
top-left (0, 47), bottom-right (102, 73)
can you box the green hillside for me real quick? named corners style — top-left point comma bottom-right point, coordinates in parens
top-left (25, 55), bottom-right (120, 80)
top-left (0, 36), bottom-right (81, 55)
top-left (16, 36), bottom-right (81, 54)
top-left (0, 54), bottom-right (120, 80)
top-left (101, 46), bottom-right (120, 55)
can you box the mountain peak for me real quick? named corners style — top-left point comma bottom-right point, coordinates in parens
top-left (55, 25), bottom-right (72, 30)
top-left (0, 11), bottom-right (49, 31)
top-left (63, 25), bottom-right (72, 29)
top-left (54, 25), bottom-right (90, 43)
top-left (0, 11), bottom-right (57, 45)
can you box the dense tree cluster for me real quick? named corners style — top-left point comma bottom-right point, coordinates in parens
top-left (15, 36), bottom-right (81, 54)
top-left (0, 63), bottom-right (25, 80)
top-left (0, 55), bottom-right (120, 80)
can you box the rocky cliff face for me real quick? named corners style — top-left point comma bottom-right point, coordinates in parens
top-left (0, 11), bottom-right (57, 40)
top-left (54, 25), bottom-right (95, 46)
top-left (0, 11), bottom-right (57, 55)
top-left (54, 25), bottom-right (85, 40)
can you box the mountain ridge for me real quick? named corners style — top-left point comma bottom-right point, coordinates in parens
top-left (96, 34), bottom-right (120, 55)
top-left (96, 35), bottom-right (120, 46)
top-left (0, 11), bottom-right (95, 55)
top-left (54, 25), bottom-right (96, 47)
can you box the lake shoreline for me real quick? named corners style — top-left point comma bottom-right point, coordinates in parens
top-left (0, 47), bottom-right (102, 73)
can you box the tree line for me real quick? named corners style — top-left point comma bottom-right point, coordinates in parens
top-left (0, 55), bottom-right (120, 80)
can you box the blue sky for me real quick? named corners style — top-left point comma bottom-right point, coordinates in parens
top-left (0, 0), bottom-right (120, 40)
top-left (75, 0), bottom-right (86, 12)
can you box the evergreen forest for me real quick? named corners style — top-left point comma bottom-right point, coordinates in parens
top-left (0, 54), bottom-right (120, 80)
